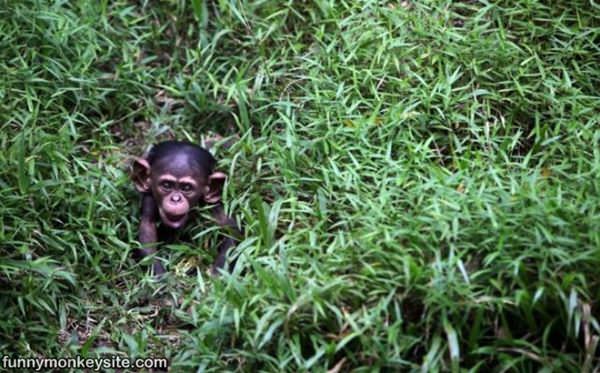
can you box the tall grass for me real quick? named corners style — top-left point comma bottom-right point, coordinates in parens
top-left (1, 0), bottom-right (599, 370)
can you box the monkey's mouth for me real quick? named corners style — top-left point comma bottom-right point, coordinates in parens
top-left (160, 210), bottom-right (189, 228)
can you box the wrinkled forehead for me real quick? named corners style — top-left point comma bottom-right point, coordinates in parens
top-left (152, 153), bottom-right (207, 180)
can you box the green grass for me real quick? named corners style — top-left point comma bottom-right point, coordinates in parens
top-left (1, 0), bottom-right (599, 371)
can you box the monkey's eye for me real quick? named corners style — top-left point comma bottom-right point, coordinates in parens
top-left (160, 181), bottom-right (174, 190)
top-left (180, 183), bottom-right (193, 192)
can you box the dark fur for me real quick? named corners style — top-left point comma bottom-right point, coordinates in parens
top-left (131, 141), bottom-right (240, 276)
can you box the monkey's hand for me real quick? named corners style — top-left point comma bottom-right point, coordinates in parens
top-left (152, 260), bottom-right (166, 277)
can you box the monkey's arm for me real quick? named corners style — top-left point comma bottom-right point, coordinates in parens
top-left (210, 204), bottom-right (241, 275)
top-left (136, 193), bottom-right (165, 276)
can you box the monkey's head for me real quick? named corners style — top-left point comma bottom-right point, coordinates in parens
top-left (131, 141), bottom-right (226, 229)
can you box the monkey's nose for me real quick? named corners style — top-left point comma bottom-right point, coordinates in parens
top-left (171, 194), bottom-right (182, 203)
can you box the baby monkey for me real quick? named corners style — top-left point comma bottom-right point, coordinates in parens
top-left (131, 140), bottom-right (239, 276)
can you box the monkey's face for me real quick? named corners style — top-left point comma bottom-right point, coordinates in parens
top-left (149, 154), bottom-right (208, 228)
top-left (132, 149), bottom-right (226, 230)
top-left (152, 174), bottom-right (203, 228)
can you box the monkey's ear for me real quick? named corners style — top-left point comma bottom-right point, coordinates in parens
top-left (131, 157), bottom-right (151, 193)
top-left (204, 171), bottom-right (226, 203)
